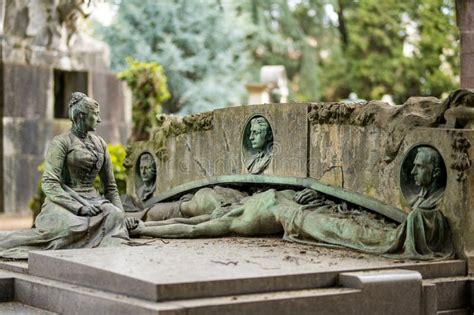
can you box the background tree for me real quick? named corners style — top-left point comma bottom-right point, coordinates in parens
top-left (94, 0), bottom-right (250, 114)
top-left (94, 0), bottom-right (459, 107)
top-left (330, 0), bottom-right (459, 103)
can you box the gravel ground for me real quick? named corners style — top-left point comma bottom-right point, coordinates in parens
top-left (0, 214), bottom-right (33, 231)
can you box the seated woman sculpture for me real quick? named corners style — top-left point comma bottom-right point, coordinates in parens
top-left (0, 92), bottom-right (129, 259)
top-left (128, 147), bottom-right (453, 260)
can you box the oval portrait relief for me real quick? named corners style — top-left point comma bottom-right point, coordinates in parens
top-left (400, 145), bottom-right (447, 209)
top-left (242, 115), bottom-right (274, 174)
top-left (135, 152), bottom-right (157, 202)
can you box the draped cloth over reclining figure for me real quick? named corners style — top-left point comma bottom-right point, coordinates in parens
top-left (130, 184), bottom-right (453, 261)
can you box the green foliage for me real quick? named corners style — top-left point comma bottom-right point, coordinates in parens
top-left (329, 0), bottom-right (460, 103)
top-left (94, 0), bottom-right (250, 114)
top-left (95, 0), bottom-right (459, 106)
top-left (239, 0), bottom-right (459, 103)
top-left (28, 163), bottom-right (46, 221)
top-left (29, 144), bottom-right (128, 220)
top-left (93, 144), bottom-right (128, 195)
top-left (117, 58), bottom-right (170, 141)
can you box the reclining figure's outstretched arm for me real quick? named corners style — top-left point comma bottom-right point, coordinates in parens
top-left (131, 216), bottom-right (233, 239)
top-left (144, 214), bottom-right (211, 227)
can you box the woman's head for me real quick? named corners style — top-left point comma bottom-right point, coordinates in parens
top-left (68, 92), bottom-right (102, 133)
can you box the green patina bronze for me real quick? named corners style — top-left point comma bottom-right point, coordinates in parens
top-left (0, 92), bottom-right (129, 259)
top-left (129, 144), bottom-right (453, 259)
top-left (126, 120), bottom-right (453, 260)
top-left (243, 116), bottom-right (273, 174)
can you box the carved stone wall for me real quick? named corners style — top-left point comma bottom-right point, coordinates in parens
top-left (125, 103), bottom-right (308, 198)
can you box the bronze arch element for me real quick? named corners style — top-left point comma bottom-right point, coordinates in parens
top-left (145, 175), bottom-right (407, 223)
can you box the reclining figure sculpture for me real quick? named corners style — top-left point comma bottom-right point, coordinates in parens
top-left (127, 137), bottom-right (453, 261)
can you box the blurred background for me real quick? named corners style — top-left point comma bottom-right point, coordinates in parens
top-left (91, 0), bottom-right (459, 112)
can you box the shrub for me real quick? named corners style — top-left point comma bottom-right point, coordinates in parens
top-left (117, 58), bottom-right (170, 141)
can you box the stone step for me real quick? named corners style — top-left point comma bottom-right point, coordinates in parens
top-left (0, 269), bottom-right (364, 315)
top-left (423, 276), bottom-right (472, 312)
top-left (161, 287), bottom-right (362, 315)
top-left (160, 269), bottom-right (425, 315)
top-left (1, 270), bottom-right (175, 314)
top-left (430, 277), bottom-right (470, 311)
top-left (0, 277), bottom-right (14, 302)
top-left (0, 268), bottom-right (427, 315)
top-left (0, 302), bottom-right (56, 314)
top-left (27, 240), bottom-right (467, 302)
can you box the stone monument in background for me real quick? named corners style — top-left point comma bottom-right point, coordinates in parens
top-left (0, 0), bottom-right (131, 214)
top-left (246, 65), bottom-right (289, 104)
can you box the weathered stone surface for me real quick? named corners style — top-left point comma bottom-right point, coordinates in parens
top-left (0, 302), bottom-right (54, 314)
top-left (126, 103), bottom-right (308, 197)
top-left (2, 63), bottom-right (51, 118)
top-left (28, 237), bottom-right (464, 302)
top-left (3, 118), bottom-right (51, 156)
top-left (0, 277), bottom-right (14, 302)
top-left (461, 32), bottom-right (474, 54)
top-left (121, 96), bottom-right (474, 268)
top-left (3, 155), bottom-right (43, 214)
top-left (426, 277), bottom-right (469, 311)
top-left (457, 0), bottom-right (474, 89)
top-left (339, 269), bottom-right (422, 315)
top-left (2, 119), bottom-right (70, 214)
top-left (401, 129), bottom-right (474, 263)
top-left (309, 123), bottom-right (399, 203)
top-left (461, 52), bottom-right (474, 77)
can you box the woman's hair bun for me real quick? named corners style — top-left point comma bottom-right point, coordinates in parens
top-left (68, 92), bottom-right (87, 109)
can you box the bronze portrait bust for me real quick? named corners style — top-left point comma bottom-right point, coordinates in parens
top-left (400, 145), bottom-right (447, 209)
top-left (242, 116), bottom-right (273, 174)
top-left (136, 152), bottom-right (157, 202)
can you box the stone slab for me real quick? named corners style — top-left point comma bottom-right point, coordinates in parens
top-left (27, 237), bottom-right (466, 302)
top-left (0, 259), bottom-right (28, 274)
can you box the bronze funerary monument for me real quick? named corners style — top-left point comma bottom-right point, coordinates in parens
top-left (0, 90), bottom-right (473, 314)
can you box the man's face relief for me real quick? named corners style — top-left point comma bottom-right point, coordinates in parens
top-left (411, 152), bottom-right (433, 187)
